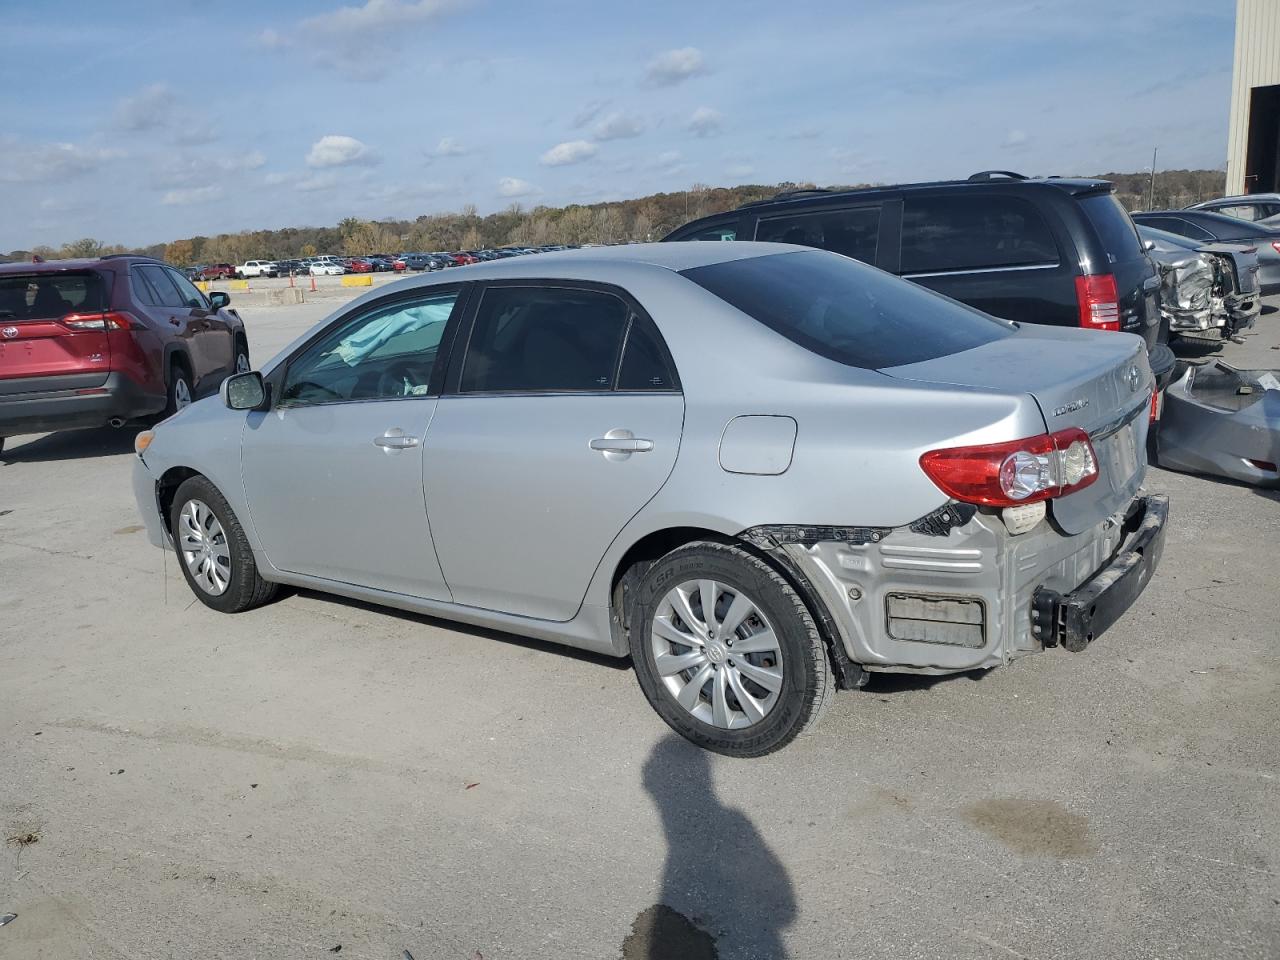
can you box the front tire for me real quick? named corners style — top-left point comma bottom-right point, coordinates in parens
top-left (170, 476), bottom-right (278, 613)
top-left (629, 541), bottom-right (833, 757)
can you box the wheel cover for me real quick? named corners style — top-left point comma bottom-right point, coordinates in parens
top-left (650, 579), bottom-right (784, 729)
top-left (178, 499), bottom-right (232, 595)
top-left (174, 377), bottom-right (192, 410)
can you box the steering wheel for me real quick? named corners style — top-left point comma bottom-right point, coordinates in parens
top-left (287, 380), bottom-right (344, 401)
top-left (375, 361), bottom-right (424, 398)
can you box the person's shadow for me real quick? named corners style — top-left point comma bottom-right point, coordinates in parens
top-left (621, 735), bottom-right (796, 960)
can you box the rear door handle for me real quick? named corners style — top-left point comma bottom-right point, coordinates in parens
top-left (590, 437), bottom-right (653, 452)
top-left (373, 429), bottom-right (420, 450)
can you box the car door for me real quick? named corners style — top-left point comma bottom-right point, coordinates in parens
top-left (134, 264), bottom-right (205, 374)
top-left (423, 281), bottom-right (684, 621)
top-left (240, 286), bottom-right (465, 599)
top-left (165, 266), bottom-right (235, 380)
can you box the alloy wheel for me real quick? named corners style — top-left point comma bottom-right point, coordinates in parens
top-left (650, 579), bottom-right (784, 729)
top-left (178, 499), bottom-right (232, 595)
top-left (173, 377), bottom-right (192, 410)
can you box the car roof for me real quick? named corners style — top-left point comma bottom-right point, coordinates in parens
top-left (1190, 193), bottom-right (1280, 206)
top-left (444, 241), bottom-right (793, 274)
top-left (1137, 208), bottom-right (1278, 229)
top-left (729, 174), bottom-right (1112, 213)
top-left (0, 255), bottom-right (161, 276)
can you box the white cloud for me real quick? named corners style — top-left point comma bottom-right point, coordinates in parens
top-left (592, 111), bottom-right (645, 141)
top-left (644, 46), bottom-right (707, 87)
top-left (726, 163), bottom-right (755, 178)
top-left (0, 138), bottom-right (122, 184)
top-left (113, 83), bottom-right (177, 132)
top-left (1003, 129), bottom-right (1029, 148)
top-left (432, 136), bottom-right (466, 157)
top-left (254, 27), bottom-right (289, 49)
top-left (497, 176), bottom-right (537, 197)
top-left (686, 106), bottom-right (723, 138)
top-left (295, 0), bottom-right (464, 80)
top-left (161, 185), bottom-right (221, 206)
top-left (153, 151), bottom-right (265, 189)
top-left (306, 134), bottom-right (376, 168)
top-left (296, 172), bottom-right (341, 192)
top-left (572, 99), bottom-right (609, 129)
top-left (540, 139), bottom-right (598, 166)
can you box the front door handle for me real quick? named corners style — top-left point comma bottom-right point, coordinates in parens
top-left (373, 428), bottom-right (420, 450)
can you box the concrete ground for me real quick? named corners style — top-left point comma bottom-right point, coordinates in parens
top-left (1, 288), bottom-right (1278, 960)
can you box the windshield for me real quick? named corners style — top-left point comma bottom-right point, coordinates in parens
top-left (681, 249), bottom-right (1013, 370)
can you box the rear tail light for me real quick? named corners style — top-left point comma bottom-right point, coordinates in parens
top-left (61, 311), bottom-right (138, 331)
top-left (919, 428), bottom-right (1099, 507)
top-left (1271, 241), bottom-right (1280, 257)
top-left (1075, 274), bottom-right (1120, 331)
top-left (1149, 388), bottom-right (1162, 423)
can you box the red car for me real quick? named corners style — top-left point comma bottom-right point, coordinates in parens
top-left (196, 263), bottom-right (235, 280)
top-left (347, 258), bottom-right (375, 273)
top-left (451, 252), bottom-right (480, 265)
top-left (0, 256), bottom-right (249, 452)
top-left (392, 257), bottom-right (408, 272)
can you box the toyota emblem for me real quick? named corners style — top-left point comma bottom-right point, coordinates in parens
top-left (1, 326), bottom-right (17, 339)
top-left (1125, 365), bottom-right (1140, 392)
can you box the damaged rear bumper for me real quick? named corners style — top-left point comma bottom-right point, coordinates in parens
top-left (1030, 495), bottom-right (1168, 653)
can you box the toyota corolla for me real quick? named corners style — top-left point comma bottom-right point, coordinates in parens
top-left (131, 243), bottom-right (1167, 756)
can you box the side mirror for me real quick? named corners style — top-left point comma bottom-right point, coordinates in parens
top-left (1142, 239), bottom-right (1156, 252)
top-left (221, 371), bottom-right (268, 411)
top-left (209, 291), bottom-right (231, 310)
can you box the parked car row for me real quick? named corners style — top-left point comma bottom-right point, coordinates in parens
top-left (183, 246), bottom-right (579, 283)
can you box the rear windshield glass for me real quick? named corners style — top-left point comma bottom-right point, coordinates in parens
top-left (0, 270), bottom-right (109, 320)
top-left (1080, 194), bottom-right (1143, 261)
top-left (681, 250), bottom-right (1013, 370)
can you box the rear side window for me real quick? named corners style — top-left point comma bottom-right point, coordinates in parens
top-left (0, 271), bottom-right (108, 320)
top-left (755, 206), bottom-right (881, 264)
top-left (901, 195), bottom-right (1059, 273)
top-left (617, 318), bottom-right (677, 391)
top-left (1143, 216), bottom-right (1214, 241)
top-left (682, 249), bottom-right (1012, 370)
top-left (136, 265), bottom-right (186, 308)
top-left (460, 286), bottom-right (628, 393)
top-left (680, 222), bottom-right (737, 241)
top-left (1079, 193), bottom-right (1144, 260)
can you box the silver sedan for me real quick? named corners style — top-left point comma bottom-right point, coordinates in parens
top-left (132, 243), bottom-right (1168, 756)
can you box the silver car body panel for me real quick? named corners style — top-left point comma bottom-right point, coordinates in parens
top-left (134, 243), bottom-right (1154, 670)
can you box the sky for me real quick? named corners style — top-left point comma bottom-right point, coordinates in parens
top-left (0, 0), bottom-right (1238, 251)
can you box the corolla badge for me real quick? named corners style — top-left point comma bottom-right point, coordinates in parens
top-left (1, 326), bottom-right (17, 339)
top-left (1053, 398), bottom-right (1090, 417)
top-left (1125, 364), bottom-right (1141, 392)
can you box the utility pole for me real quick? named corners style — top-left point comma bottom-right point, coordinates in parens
top-left (1147, 146), bottom-right (1158, 210)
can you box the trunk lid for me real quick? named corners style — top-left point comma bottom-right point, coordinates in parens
top-left (882, 325), bottom-right (1153, 534)
top-left (0, 270), bottom-right (111, 388)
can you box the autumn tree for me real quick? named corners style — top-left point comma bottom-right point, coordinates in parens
top-left (165, 238), bottom-right (195, 267)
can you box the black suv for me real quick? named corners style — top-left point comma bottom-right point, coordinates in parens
top-left (665, 171), bottom-right (1175, 384)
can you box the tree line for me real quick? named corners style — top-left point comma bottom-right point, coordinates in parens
top-left (3, 168), bottom-right (1227, 265)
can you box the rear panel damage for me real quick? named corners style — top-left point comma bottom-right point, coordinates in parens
top-left (1158, 361), bottom-right (1280, 487)
top-left (743, 504), bottom-right (1135, 675)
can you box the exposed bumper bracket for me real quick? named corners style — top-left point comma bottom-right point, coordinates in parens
top-left (1031, 495), bottom-right (1169, 653)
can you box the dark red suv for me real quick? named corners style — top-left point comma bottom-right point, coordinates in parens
top-left (0, 256), bottom-right (248, 452)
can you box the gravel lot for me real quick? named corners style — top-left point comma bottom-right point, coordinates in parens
top-left (2, 289), bottom-right (1277, 960)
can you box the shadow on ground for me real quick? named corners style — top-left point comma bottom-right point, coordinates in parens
top-left (621, 735), bottom-right (796, 959)
top-left (1, 426), bottom-right (141, 465)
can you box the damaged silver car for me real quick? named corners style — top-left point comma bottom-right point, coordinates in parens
top-left (1138, 225), bottom-right (1260, 341)
top-left (130, 243), bottom-right (1167, 756)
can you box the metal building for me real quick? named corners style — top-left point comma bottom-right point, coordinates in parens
top-left (1227, 0), bottom-right (1280, 195)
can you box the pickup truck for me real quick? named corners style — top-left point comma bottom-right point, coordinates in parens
top-left (237, 260), bottom-right (280, 279)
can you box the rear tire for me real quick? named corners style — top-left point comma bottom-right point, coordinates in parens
top-left (163, 359), bottom-right (193, 418)
top-left (170, 476), bottom-right (278, 613)
top-left (629, 541), bottom-right (833, 757)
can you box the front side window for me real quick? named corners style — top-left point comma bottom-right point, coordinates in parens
top-left (166, 268), bottom-right (208, 309)
top-left (1216, 204), bottom-right (1258, 221)
top-left (682, 222), bottom-right (738, 242)
top-left (281, 291), bottom-right (458, 405)
top-left (459, 286), bottom-right (628, 393)
top-left (682, 249), bottom-right (1012, 370)
top-left (756, 206), bottom-right (881, 264)
top-left (901, 195), bottom-right (1059, 273)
